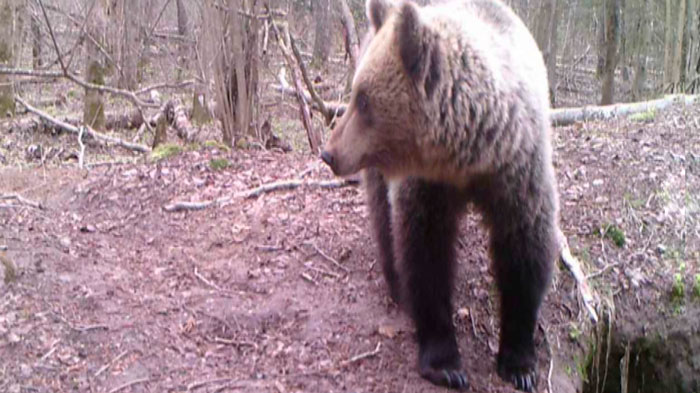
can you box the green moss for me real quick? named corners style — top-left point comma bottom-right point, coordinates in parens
top-left (596, 224), bottom-right (626, 247)
top-left (0, 83), bottom-right (14, 116)
top-left (204, 140), bottom-right (231, 152)
top-left (0, 42), bottom-right (10, 63)
top-left (569, 323), bottom-right (582, 342)
top-left (209, 158), bottom-right (230, 171)
top-left (629, 109), bottom-right (656, 123)
top-left (671, 273), bottom-right (685, 299)
top-left (693, 274), bottom-right (700, 300)
top-left (150, 143), bottom-right (182, 161)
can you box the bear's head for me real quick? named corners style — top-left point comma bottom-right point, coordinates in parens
top-left (321, 0), bottom-right (442, 179)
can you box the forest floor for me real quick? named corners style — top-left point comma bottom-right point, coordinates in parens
top-left (1, 100), bottom-right (699, 393)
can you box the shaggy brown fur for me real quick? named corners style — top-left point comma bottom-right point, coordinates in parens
top-left (321, 1), bottom-right (559, 391)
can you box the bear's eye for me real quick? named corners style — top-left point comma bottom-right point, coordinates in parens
top-left (356, 92), bottom-right (369, 113)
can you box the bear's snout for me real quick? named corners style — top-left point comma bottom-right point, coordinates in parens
top-left (320, 150), bottom-right (336, 172)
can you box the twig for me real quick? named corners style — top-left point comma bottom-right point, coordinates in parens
top-left (16, 96), bottom-right (151, 153)
top-left (557, 229), bottom-right (599, 324)
top-left (39, 339), bottom-right (61, 362)
top-left (305, 242), bottom-right (349, 273)
top-left (300, 272), bottom-right (318, 285)
top-left (77, 126), bottom-right (86, 169)
top-left (586, 261), bottom-right (622, 280)
top-left (94, 350), bottom-right (130, 377)
top-left (37, 0), bottom-right (67, 74)
top-left (136, 79), bottom-right (197, 96)
top-left (194, 267), bottom-right (224, 292)
top-left (0, 193), bottom-right (44, 209)
top-left (187, 378), bottom-right (237, 391)
top-left (108, 377), bottom-right (150, 393)
top-left (163, 178), bottom-right (358, 212)
top-left (305, 264), bottom-right (341, 279)
top-left (340, 342), bottom-right (382, 366)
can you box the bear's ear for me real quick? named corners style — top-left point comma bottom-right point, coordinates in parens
top-left (397, 2), bottom-right (440, 94)
top-left (366, 0), bottom-right (393, 31)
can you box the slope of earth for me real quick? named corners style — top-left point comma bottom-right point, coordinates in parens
top-left (1, 102), bottom-right (699, 393)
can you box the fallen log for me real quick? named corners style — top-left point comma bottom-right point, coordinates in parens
top-left (172, 100), bottom-right (198, 142)
top-left (551, 94), bottom-right (700, 126)
top-left (15, 96), bottom-right (151, 154)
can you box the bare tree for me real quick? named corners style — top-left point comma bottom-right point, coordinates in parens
top-left (632, 0), bottom-right (651, 100)
top-left (176, 0), bottom-right (190, 79)
top-left (312, 0), bottom-right (332, 68)
top-left (0, 0), bottom-right (17, 116)
top-left (84, 0), bottom-right (108, 130)
top-left (601, 0), bottom-right (620, 104)
top-left (203, 0), bottom-right (260, 146)
top-left (673, 0), bottom-right (687, 85)
top-left (534, 0), bottom-right (561, 106)
top-left (30, 4), bottom-right (41, 69)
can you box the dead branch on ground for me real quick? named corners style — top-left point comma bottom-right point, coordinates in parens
top-left (16, 96), bottom-right (151, 154)
top-left (557, 229), bottom-right (598, 324)
top-left (163, 178), bottom-right (358, 212)
top-left (0, 194), bottom-right (44, 210)
top-left (340, 342), bottom-right (382, 367)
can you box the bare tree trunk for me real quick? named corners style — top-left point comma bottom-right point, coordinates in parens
top-left (601, 0), bottom-right (620, 105)
top-left (231, 0), bottom-right (250, 137)
top-left (534, 0), bottom-right (560, 106)
top-left (176, 0), bottom-right (189, 79)
top-left (203, 0), bottom-right (259, 146)
top-left (632, 0), bottom-right (651, 100)
top-left (84, 0), bottom-right (107, 130)
top-left (339, 0), bottom-right (359, 93)
top-left (312, 0), bottom-right (332, 68)
top-left (31, 6), bottom-right (41, 69)
top-left (673, 0), bottom-right (687, 85)
top-left (596, 0), bottom-right (607, 77)
top-left (664, 0), bottom-right (674, 89)
top-left (0, 0), bottom-right (17, 116)
top-left (688, 0), bottom-right (699, 86)
top-left (137, 0), bottom-right (154, 84)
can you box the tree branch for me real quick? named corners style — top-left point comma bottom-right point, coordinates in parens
top-left (15, 96), bottom-right (151, 154)
top-left (163, 178), bottom-right (358, 212)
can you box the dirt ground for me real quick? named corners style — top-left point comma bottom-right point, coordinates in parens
top-left (1, 101), bottom-right (699, 393)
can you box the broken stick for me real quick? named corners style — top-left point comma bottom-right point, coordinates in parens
top-left (558, 229), bottom-right (599, 323)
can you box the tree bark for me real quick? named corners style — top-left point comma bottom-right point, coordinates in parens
top-left (312, 0), bottom-right (332, 68)
top-left (673, 0), bottom-right (687, 85)
top-left (664, 0), bottom-right (674, 88)
top-left (600, 0), bottom-right (620, 105)
top-left (0, 0), bottom-right (16, 117)
top-left (596, 0), bottom-right (607, 78)
top-left (84, 0), bottom-right (107, 130)
top-left (534, 0), bottom-right (560, 106)
top-left (31, 6), bottom-right (41, 69)
top-left (176, 0), bottom-right (189, 79)
top-left (339, 0), bottom-right (359, 93)
top-left (632, 0), bottom-right (651, 101)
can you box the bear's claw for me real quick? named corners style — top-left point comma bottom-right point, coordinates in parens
top-left (498, 362), bottom-right (537, 392)
top-left (420, 366), bottom-right (469, 390)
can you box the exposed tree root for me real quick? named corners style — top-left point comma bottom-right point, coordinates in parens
top-left (163, 178), bottom-right (358, 212)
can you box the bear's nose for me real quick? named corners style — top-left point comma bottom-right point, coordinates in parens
top-left (320, 150), bottom-right (335, 168)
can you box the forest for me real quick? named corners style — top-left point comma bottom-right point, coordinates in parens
top-left (1, 0), bottom-right (699, 392)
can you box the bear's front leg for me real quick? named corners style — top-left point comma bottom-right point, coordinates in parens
top-left (486, 177), bottom-right (558, 392)
top-left (364, 168), bottom-right (401, 303)
top-left (391, 179), bottom-right (468, 391)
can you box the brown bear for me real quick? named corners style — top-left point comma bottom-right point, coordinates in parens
top-left (321, 0), bottom-right (559, 391)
